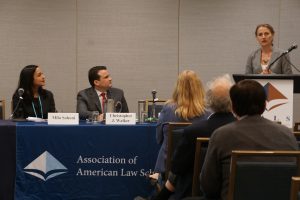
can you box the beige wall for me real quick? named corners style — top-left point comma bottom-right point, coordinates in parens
top-left (0, 0), bottom-right (299, 122)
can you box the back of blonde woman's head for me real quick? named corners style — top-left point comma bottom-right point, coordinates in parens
top-left (170, 70), bottom-right (206, 120)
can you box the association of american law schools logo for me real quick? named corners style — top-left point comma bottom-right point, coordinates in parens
top-left (263, 82), bottom-right (288, 111)
top-left (23, 151), bottom-right (68, 181)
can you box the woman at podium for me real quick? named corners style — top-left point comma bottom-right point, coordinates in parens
top-left (12, 65), bottom-right (56, 119)
top-left (245, 24), bottom-right (292, 74)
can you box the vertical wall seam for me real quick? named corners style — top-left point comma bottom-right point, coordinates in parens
top-left (177, 0), bottom-right (181, 75)
top-left (278, 0), bottom-right (282, 47)
top-left (75, 0), bottom-right (78, 93)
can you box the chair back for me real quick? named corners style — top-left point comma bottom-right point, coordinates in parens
top-left (228, 150), bottom-right (300, 200)
top-left (0, 100), bottom-right (5, 120)
top-left (294, 122), bottom-right (300, 132)
top-left (165, 122), bottom-right (191, 180)
top-left (290, 176), bottom-right (300, 200)
top-left (192, 137), bottom-right (210, 196)
top-left (294, 132), bottom-right (300, 150)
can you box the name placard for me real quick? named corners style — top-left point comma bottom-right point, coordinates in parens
top-left (105, 113), bottom-right (136, 125)
top-left (48, 113), bottom-right (79, 125)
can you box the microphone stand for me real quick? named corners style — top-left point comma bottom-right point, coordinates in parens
top-left (10, 88), bottom-right (27, 121)
top-left (266, 51), bottom-right (288, 72)
top-left (10, 97), bottom-right (24, 121)
top-left (146, 90), bottom-right (158, 123)
top-left (267, 45), bottom-right (297, 72)
top-left (284, 57), bottom-right (300, 73)
top-left (151, 90), bottom-right (157, 119)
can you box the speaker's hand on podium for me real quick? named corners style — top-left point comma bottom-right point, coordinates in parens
top-left (261, 69), bottom-right (272, 74)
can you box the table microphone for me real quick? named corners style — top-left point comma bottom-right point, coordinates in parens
top-left (151, 90), bottom-right (157, 119)
top-left (267, 43), bottom-right (298, 71)
top-left (18, 88), bottom-right (24, 98)
top-left (10, 88), bottom-right (24, 119)
top-left (152, 90), bottom-right (157, 102)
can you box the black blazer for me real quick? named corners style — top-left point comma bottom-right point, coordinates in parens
top-left (172, 112), bottom-right (236, 175)
top-left (12, 89), bottom-right (56, 119)
top-left (170, 112), bottom-right (236, 199)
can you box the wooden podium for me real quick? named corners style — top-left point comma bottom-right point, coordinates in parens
top-left (233, 74), bottom-right (300, 128)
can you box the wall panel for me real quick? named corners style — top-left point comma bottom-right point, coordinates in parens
top-left (280, 0), bottom-right (300, 122)
top-left (77, 0), bottom-right (179, 113)
top-left (0, 0), bottom-right (299, 123)
top-left (0, 0), bottom-right (76, 115)
top-left (179, 0), bottom-right (281, 83)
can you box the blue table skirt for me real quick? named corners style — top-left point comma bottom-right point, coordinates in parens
top-left (0, 120), bottom-right (16, 200)
top-left (15, 122), bottom-right (159, 200)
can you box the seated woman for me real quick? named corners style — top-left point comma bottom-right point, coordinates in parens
top-left (12, 65), bottom-right (56, 119)
top-left (152, 70), bottom-right (210, 182)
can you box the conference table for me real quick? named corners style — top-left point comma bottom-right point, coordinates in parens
top-left (0, 120), bottom-right (160, 200)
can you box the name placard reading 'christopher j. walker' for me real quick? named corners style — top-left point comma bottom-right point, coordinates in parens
top-left (48, 113), bottom-right (79, 125)
top-left (105, 113), bottom-right (136, 125)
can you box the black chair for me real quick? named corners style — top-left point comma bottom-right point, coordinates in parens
top-left (0, 100), bottom-right (5, 120)
top-left (294, 132), bottom-right (300, 149)
top-left (294, 122), bottom-right (300, 132)
top-left (192, 137), bottom-right (209, 196)
top-left (165, 122), bottom-right (192, 180)
top-left (290, 176), bottom-right (300, 200)
top-left (227, 150), bottom-right (300, 200)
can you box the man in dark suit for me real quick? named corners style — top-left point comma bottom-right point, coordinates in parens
top-left (76, 66), bottom-right (129, 121)
top-left (151, 75), bottom-right (236, 200)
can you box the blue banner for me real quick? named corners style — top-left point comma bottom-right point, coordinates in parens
top-left (15, 122), bottom-right (159, 200)
top-left (0, 120), bottom-right (16, 200)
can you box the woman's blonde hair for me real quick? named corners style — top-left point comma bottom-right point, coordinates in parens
top-left (167, 70), bottom-right (206, 120)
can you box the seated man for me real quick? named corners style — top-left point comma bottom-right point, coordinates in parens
top-left (77, 66), bottom-right (129, 121)
top-left (153, 74), bottom-right (236, 200)
top-left (199, 79), bottom-right (298, 200)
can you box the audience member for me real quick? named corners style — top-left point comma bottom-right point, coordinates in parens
top-left (245, 24), bottom-right (292, 74)
top-left (12, 65), bottom-right (56, 119)
top-left (76, 66), bottom-right (129, 121)
top-left (136, 70), bottom-right (211, 200)
top-left (153, 74), bottom-right (236, 200)
top-left (199, 79), bottom-right (297, 200)
top-left (154, 70), bottom-right (210, 175)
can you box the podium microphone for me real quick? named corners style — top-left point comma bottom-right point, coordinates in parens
top-left (10, 88), bottom-right (24, 119)
top-left (267, 43), bottom-right (298, 71)
top-left (285, 44), bottom-right (298, 53)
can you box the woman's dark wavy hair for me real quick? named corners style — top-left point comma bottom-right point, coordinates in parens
top-left (230, 79), bottom-right (266, 117)
top-left (15, 65), bottom-right (45, 102)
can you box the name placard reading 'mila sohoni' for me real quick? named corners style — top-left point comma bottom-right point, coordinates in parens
top-left (106, 113), bottom-right (136, 125)
top-left (48, 113), bottom-right (79, 125)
